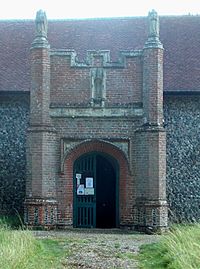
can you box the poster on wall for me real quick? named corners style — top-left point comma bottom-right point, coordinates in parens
top-left (76, 174), bottom-right (81, 186)
top-left (76, 174), bottom-right (81, 180)
top-left (86, 177), bottom-right (93, 188)
top-left (85, 188), bottom-right (94, 195)
top-left (77, 184), bottom-right (84, 195)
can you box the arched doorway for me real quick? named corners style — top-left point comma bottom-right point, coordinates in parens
top-left (73, 152), bottom-right (118, 228)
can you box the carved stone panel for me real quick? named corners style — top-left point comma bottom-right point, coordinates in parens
top-left (60, 139), bottom-right (130, 172)
top-left (90, 68), bottom-right (106, 107)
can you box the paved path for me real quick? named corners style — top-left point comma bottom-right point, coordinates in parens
top-left (34, 229), bottom-right (160, 269)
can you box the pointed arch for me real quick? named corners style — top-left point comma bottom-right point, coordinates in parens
top-left (57, 139), bottom-right (133, 226)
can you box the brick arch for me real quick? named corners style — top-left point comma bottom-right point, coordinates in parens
top-left (65, 139), bottom-right (130, 170)
top-left (58, 140), bottom-right (132, 226)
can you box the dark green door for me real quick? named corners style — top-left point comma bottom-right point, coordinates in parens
top-left (74, 154), bottom-right (96, 228)
top-left (73, 153), bottom-right (118, 228)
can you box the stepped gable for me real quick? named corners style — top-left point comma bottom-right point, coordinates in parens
top-left (0, 16), bottom-right (200, 92)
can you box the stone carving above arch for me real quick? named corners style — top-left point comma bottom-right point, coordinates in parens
top-left (60, 138), bottom-right (131, 173)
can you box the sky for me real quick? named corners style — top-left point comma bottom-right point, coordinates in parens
top-left (0, 0), bottom-right (200, 19)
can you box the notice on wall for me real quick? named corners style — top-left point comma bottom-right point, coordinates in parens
top-left (76, 174), bottom-right (82, 186)
top-left (76, 174), bottom-right (81, 180)
top-left (77, 184), bottom-right (84, 195)
top-left (85, 188), bottom-right (94, 195)
top-left (86, 177), bottom-right (93, 188)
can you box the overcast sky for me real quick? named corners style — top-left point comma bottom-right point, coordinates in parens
top-left (0, 0), bottom-right (200, 19)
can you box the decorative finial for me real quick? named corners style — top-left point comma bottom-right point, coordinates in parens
top-left (144, 10), bottom-right (163, 49)
top-left (148, 9), bottom-right (159, 38)
top-left (35, 10), bottom-right (48, 38)
top-left (31, 10), bottom-right (49, 48)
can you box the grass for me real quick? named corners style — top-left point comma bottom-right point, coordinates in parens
top-left (0, 217), bottom-right (68, 269)
top-left (0, 228), bottom-right (67, 269)
top-left (0, 214), bottom-right (23, 228)
top-left (1, 215), bottom-right (200, 269)
top-left (139, 223), bottom-right (200, 269)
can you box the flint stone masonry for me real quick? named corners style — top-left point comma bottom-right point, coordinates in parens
top-left (23, 10), bottom-right (168, 231)
top-left (164, 95), bottom-right (200, 222)
top-left (1, 94), bottom-right (200, 222)
top-left (2, 11), bottom-right (200, 231)
top-left (0, 93), bottom-right (29, 214)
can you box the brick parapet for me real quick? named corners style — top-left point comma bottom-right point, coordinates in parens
top-left (50, 51), bottom-right (143, 106)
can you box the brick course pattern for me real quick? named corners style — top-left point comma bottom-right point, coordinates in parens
top-left (58, 140), bottom-right (131, 226)
top-left (2, 95), bottom-right (200, 225)
top-left (23, 10), bottom-right (168, 232)
top-left (1, 13), bottom-right (200, 231)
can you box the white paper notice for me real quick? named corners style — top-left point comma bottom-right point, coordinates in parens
top-left (77, 184), bottom-right (84, 195)
top-left (86, 177), bottom-right (93, 188)
top-left (76, 174), bottom-right (81, 180)
top-left (85, 188), bottom-right (94, 195)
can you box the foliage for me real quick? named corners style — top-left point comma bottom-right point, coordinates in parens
top-left (0, 222), bottom-right (66, 269)
top-left (139, 224), bottom-right (200, 269)
top-left (0, 214), bottom-right (24, 228)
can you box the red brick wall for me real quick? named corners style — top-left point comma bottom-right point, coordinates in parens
top-left (30, 48), bottom-right (51, 125)
top-left (106, 58), bottom-right (142, 105)
top-left (50, 56), bottom-right (90, 105)
top-left (50, 55), bottom-right (143, 105)
top-left (52, 118), bottom-right (136, 139)
top-left (135, 128), bottom-right (166, 200)
top-left (26, 18), bottom-right (168, 230)
top-left (143, 48), bottom-right (164, 125)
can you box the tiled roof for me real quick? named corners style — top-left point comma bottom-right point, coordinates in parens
top-left (0, 16), bottom-right (200, 92)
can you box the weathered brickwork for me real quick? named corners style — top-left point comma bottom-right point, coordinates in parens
top-left (24, 10), bottom-right (59, 227)
top-left (57, 140), bottom-right (132, 226)
top-left (23, 10), bottom-right (168, 232)
top-left (50, 52), bottom-right (143, 106)
top-left (2, 94), bottom-right (200, 225)
top-left (0, 93), bottom-right (29, 215)
top-left (1, 12), bottom-right (200, 232)
top-left (52, 117), bottom-right (138, 139)
top-left (164, 95), bottom-right (200, 222)
top-left (143, 48), bottom-right (164, 125)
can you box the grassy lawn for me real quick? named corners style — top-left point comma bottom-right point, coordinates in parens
top-left (0, 216), bottom-right (69, 269)
top-left (138, 224), bottom-right (200, 269)
top-left (0, 216), bottom-right (139, 269)
top-left (0, 227), bottom-right (68, 269)
top-left (0, 226), bottom-right (140, 269)
top-left (1, 216), bottom-right (200, 269)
